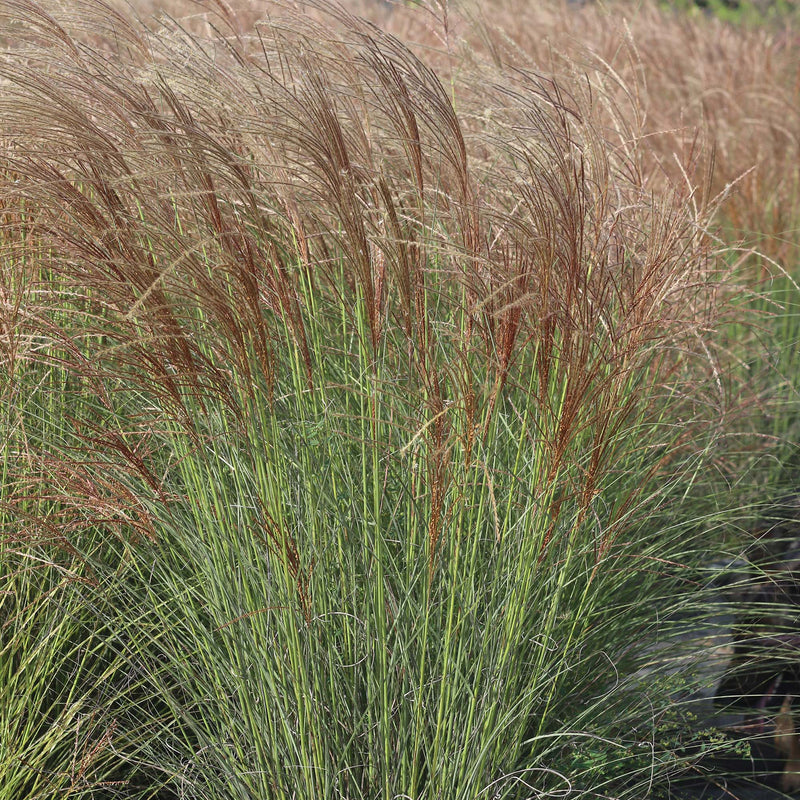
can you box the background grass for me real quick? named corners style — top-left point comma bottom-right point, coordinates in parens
top-left (1, 0), bottom-right (799, 797)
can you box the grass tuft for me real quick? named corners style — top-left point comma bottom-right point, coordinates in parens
top-left (1, 0), bottom-right (799, 797)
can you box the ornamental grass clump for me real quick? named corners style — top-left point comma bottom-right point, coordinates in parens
top-left (446, 0), bottom-right (800, 487)
top-left (0, 0), bottom-right (761, 797)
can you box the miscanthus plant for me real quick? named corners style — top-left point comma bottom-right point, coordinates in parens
top-left (0, 0), bottom-right (778, 797)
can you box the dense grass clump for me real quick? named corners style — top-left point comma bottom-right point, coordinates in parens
top-left (1, 0), bottom-right (798, 797)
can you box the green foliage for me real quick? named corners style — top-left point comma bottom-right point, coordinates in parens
top-left (664, 0), bottom-right (799, 25)
top-left (0, 554), bottom-right (129, 798)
